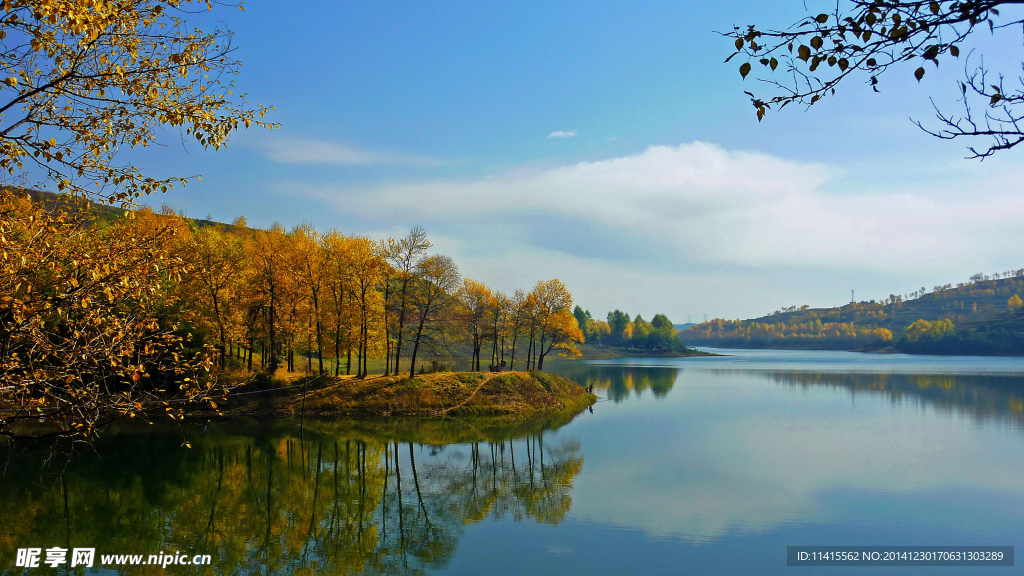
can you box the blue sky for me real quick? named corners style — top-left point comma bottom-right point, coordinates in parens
top-left (138, 0), bottom-right (1024, 321)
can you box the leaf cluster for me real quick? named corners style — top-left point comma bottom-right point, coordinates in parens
top-left (0, 190), bottom-right (217, 438)
top-left (0, 0), bottom-right (277, 203)
top-left (725, 0), bottom-right (1024, 157)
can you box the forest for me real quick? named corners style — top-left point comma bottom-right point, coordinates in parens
top-left (571, 307), bottom-right (690, 354)
top-left (683, 273), bottom-right (1024, 355)
top-left (0, 191), bottom-right (589, 438)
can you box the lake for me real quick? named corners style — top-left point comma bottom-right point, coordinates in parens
top-left (2, 348), bottom-right (1023, 575)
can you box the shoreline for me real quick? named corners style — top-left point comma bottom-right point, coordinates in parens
top-left (226, 370), bottom-right (597, 421)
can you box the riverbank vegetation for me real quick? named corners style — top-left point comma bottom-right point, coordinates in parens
top-left (569, 307), bottom-right (699, 356)
top-left (684, 272), bottom-right (1024, 355)
top-left (1, 191), bottom-right (593, 438)
top-left (282, 371), bottom-right (596, 419)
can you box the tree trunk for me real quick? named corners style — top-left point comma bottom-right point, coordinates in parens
top-left (316, 318), bottom-right (324, 376)
top-left (214, 292), bottom-right (227, 370)
top-left (409, 318), bottom-right (427, 378)
top-left (491, 313), bottom-right (499, 367)
top-left (357, 319), bottom-right (365, 378)
top-left (268, 298), bottom-right (278, 372)
top-left (335, 327), bottom-right (341, 377)
top-left (537, 332), bottom-right (548, 370)
top-left (366, 321), bottom-right (371, 378)
top-left (307, 327), bottom-right (313, 375)
top-left (383, 284), bottom-right (392, 376)
top-left (394, 277), bottom-right (410, 377)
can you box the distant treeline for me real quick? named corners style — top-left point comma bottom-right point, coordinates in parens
top-left (571, 307), bottom-right (690, 353)
top-left (683, 273), bottom-right (1024, 355)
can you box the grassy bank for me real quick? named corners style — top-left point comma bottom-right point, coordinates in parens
top-left (229, 370), bottom-right (596, 422)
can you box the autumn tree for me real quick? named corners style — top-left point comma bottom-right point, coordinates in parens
top-left (322, 231), bottom-right (357, 376)
top-left (726, 0), bottom-right (1024, 158)
top-left (180, 225), bottom-right (247, 369)
top-left (383, 226), bottom-right (430, 376)
top-left (506, 289), bottom-right (529, 370)
top-left (247, 224), bottom-right (292, 373)
top-left (531, 279), bottom-right (583, 370)
top-left (0, 0), bottom-right (274, 202)
top-left (0, 193), bottom-right (213, 438)
top-left (488, 291), bottom-right (510, 368)
top-left (521, 290), bottom-right (541, 370)
top-left (458, 279), bottom-right (492, 371)
top-left (0, 0), bottom-right (272, 437)
top-left (906, 318), bottom-right (955, 341)
top-left (587, 318), bottom-right (611, 345)
top-left (291, 224), bottom-right (328, 375)
top-left (348, 237), bottom-right (384, 378)
top-left (406, 255), bottom-right (460, 378)
top-left (1009, 294), bottom-right (1023, 311)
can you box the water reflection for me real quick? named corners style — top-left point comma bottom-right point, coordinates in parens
top-left (549, 358), bottom-right (1024, 547)
top-left (0, 422), bottom-right (582, 575)
top-left (551, 356), bottom-right (1024, 430)
top-left (547, 364), bottom-right (677, 402)
top-left (6, 354), bottom-right (1024, 576)
top-left (711, 369), bottom-right (1024, 431)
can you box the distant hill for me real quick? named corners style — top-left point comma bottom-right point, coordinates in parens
top-left (673, 323), bottom-right (695, 331)
top-left (6, 186), bottom-right (238, 232)
top-left (682, 274), bottom-right (1024, 355)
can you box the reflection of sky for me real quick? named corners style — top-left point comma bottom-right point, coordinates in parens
top-left (554, 352), bottom-right (1024, 544)
top-left (595, 347), bottom-right (1024, 375)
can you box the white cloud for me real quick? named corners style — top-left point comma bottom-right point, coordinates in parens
top-left (262, 137), bottom-right (441, 167)
top-left (547, 130), bottom-right (577, 139)
top-left (293, 142), bottom-right (1024, 273)
top-left (277, 141), bottom-right (1024, 318)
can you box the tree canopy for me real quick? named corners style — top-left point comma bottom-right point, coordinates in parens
top-left (0, 0), bottom-right (275, 202)
top-left (726, 0), bottom-right (1024, 158)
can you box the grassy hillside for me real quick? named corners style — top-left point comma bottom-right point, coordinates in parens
top-left (682, 274), bottom-right (1024, 354)
top-left (274, 371), bottom-right (597, 419)
top-left (10, 186), bottom-right (236, 231)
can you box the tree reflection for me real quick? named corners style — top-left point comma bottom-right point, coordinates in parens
top-left (549, 365), bottom-right (678, 402)
top-left (762, 371), bottom-right (1024, 430)
top-left (0, 423), bottom-right (583, 575)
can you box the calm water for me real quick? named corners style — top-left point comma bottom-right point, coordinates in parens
top-left (3, 349), bottom-right (1024, 575)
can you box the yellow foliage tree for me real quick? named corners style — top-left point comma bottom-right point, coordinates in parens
top-left (0, 192), bottom-right (214, 438)
top-left (179, 224), bottom-right (248, 369)
top-left (321, 231), bottom-right (358, 376)
top-left (0, 0), bottom-right (275, 202)
top-left (458, 278), bottom-right (492, 371)
top-left (0, 0), bottom-right (273, 438)
top-left (531, 279), bottom-right (583, 370)
top-left (905, 319), bottom-right (954, 342)
top-left (873, 328), bottom-right (893, 342)
top-left (1009, 294), bottom-right (1023, 311)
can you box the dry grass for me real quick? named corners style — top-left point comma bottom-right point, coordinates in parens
top-left (289, 370), bottom-right (595, 418)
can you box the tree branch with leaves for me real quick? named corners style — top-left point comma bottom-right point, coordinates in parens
top-left (0, 0), bottom-right (276, 202)
top-left (725, 0), bottom-right (1024, 158)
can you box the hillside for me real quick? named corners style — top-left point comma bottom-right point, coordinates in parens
top-left (682, 274), bottom-right (1024, 355)
top-left (272, 371), bottom-right (597, 419)
top-left (9, 186), bottom-right (235, 231)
